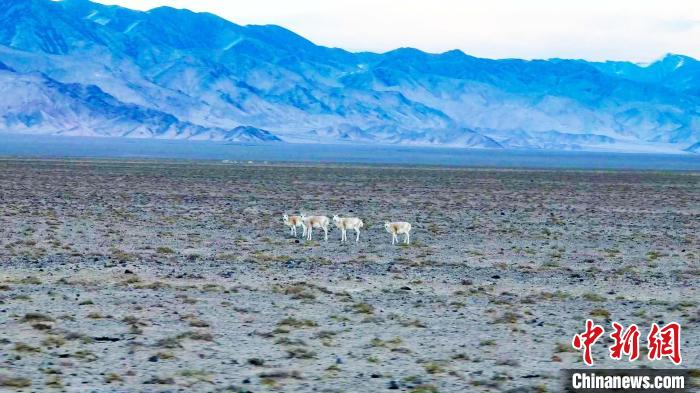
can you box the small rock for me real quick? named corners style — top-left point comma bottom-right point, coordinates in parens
top-left (247, 358), bottom-right (264, 366)
top-left (93, 337), bottom-right (121, 342)
top-left (388, 380), bottom-right (400, 389)
top-left (143, 376), bottom-right (174, 385)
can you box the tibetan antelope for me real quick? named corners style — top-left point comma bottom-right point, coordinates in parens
top-left (385, 221), bottom-right (412, 245)
top-left (301, 214), bottom-right (330, 241)
top-left (333, 215), bottom-right (364, 243)
top-left (283, 214), bottom-right (305, 237)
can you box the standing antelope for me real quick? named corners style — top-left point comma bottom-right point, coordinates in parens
top-left (385, 221), bottom-right (412, 245)
top-left (301, 214), bottom-right (330, 241)
top-left (333, 215), bottom-right (364, 243)
top-left (283, 214), bottom-right (305, 237)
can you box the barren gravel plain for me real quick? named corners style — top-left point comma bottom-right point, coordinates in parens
top-left (0, 159), bottom-right (698, 392)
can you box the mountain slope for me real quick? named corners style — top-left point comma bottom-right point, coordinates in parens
top-left (0, 61), bottom-right (280, 141)
top-left (591, 54), bottom-right (700, 96)
top-left (685, 141), bottom-right (700, 153)
top-left (0, 0), bottom-right (698, 152)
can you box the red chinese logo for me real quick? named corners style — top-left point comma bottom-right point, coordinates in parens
top-left (647, 322), bottom-right (682, 365)
top-left (572, 319), bottom-right (605, 366)
top-left (572, 320), bottom-right (682, 366)
top-left (609, 322), bottom-right (640, 362)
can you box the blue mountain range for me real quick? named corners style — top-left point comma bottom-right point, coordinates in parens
top-left (1, 0), bottom-right (699, 153)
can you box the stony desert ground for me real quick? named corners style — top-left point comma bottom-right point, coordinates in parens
top-left (0, 159), bottom-right (698, 392)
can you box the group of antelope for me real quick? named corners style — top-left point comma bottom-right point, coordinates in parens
top-left (282, 214), bottom-right (412, 245)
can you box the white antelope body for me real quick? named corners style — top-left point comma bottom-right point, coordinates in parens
top-left (333, 215), bottom-right (364, 243)
top-left (301, 214), bottom-right (330, 241)
top-left (283, 214), bottom-right (305, 237)
top-left (385, 221), bottom-right (412, 245)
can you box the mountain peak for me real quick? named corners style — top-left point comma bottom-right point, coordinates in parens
top-left (661, 53), bottom-right (696, 61)
top-left (147, 5), bottom-right (194, 15)
top-left (647, 53), bottom-right (698, 69)
top-left (440, 49), bottom-right (466, 57)
top-left (383, 47), bottom-right (430, 60)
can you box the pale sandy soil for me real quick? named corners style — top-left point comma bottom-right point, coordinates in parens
top-left (0, 159), bottom-right (698, 392)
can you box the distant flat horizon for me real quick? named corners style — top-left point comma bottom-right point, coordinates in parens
top-left (1, 134), bottom-right (698, 171)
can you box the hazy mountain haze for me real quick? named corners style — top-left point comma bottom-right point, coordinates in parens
top-left (90, 0), bottom-right (700, 62)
